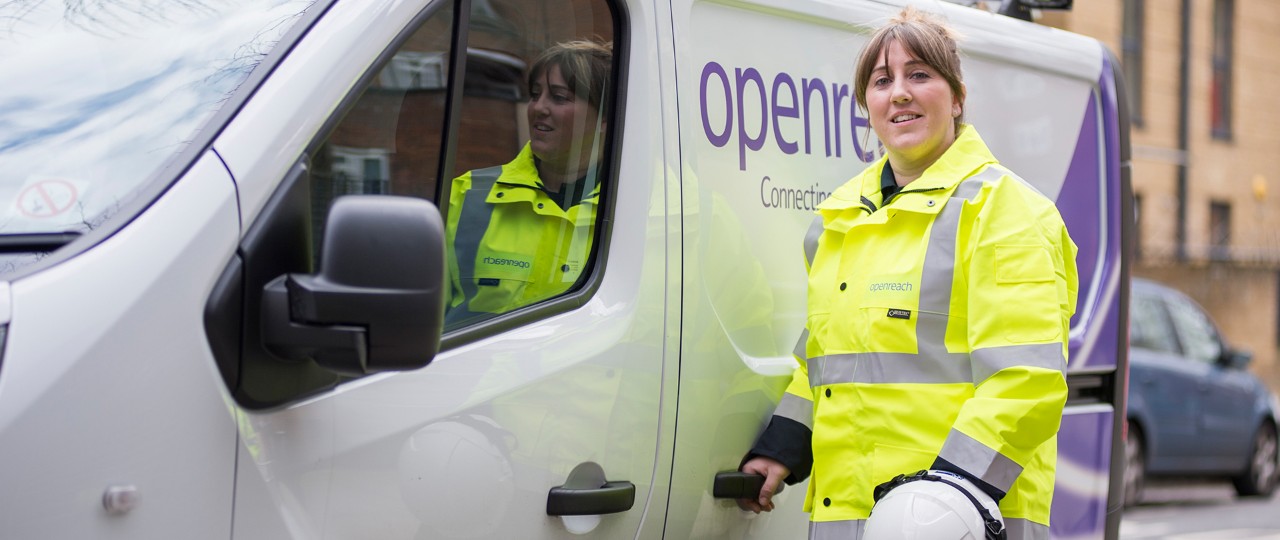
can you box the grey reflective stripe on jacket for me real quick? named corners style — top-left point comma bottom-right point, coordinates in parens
top-left (804, 215), bottom-right (823, 268)
top-left (805, 165), bottom-right (1065, 388)
top-left (773, 392), bottom-right (813, 430)
top-left (792, 327), bottom-right (810, 361)
top-left (939, 429), bottom-right (1023, 494)
top-left (808, 517), bottom-right (1047, 540)
top-left (807, 342), bottom-right (1065, 387)
top-left (448, 166), bottom-right (503, 322)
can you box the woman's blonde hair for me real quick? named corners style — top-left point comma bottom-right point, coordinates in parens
top-left (853, 7), bottom-right (966, 133)
top-left (528, 39), bottom-right (613, 111)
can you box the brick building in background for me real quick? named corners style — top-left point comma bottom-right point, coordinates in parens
top-left (1036, 0), bottom-right (1280, 389)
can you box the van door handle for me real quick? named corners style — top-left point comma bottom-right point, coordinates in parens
top-left (711, 471), bottom-right (782, 499)
top-left (546, 462), bottom-right (635, 516)
top-left (546, 481), bottom-right (636, 515)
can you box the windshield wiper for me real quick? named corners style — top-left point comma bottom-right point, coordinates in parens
top-left (0, 232), bottom-right (82, 253)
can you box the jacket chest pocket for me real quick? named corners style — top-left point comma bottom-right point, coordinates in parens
top-left (467, 249), bottom-right (535, 313)
top-left (470, 245), bottom-right (535, 282)
top-left (853, 275), bottom-right (921, 353)
top-left (857, 305), bottom-right (918, 352)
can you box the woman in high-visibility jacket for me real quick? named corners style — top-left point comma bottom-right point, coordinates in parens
top-left (739, 7), bottom-right (1077, 540)
top-left (445, 40), bottom-right (611, 327)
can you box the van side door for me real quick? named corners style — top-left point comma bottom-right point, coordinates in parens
top-left (206, 0), bottom-right (673, 538)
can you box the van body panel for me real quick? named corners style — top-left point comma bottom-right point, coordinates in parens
top-left (1054, 406), bottom-right (1115, 537)
top-left (637, 0), bottom-right (686, 537)
top-left (0, 1), bottom-right (1127, 538)
top-left (0, 152), bottom-right (240, 538)
top-left (231, 441), bottom-right (295, 540)
top-left (214, 0), bottom-right (672, 537)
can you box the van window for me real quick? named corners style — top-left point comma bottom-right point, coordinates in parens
top-left (442, 0), bottom-right (616, 331)
top-left (309, 5), bottom-right (456, 256)
top-left (307, 0), bottom-right (617, 335)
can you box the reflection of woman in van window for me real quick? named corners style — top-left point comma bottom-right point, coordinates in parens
top-left (738, 7), bottom-right (1078, 539)
top-left (445, 40), bottom-right (611, 326)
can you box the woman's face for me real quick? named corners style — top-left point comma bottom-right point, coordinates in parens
top-left (527, 65), bottom-right (602, 171)
top-left (865, 39), bottom-right (961, 171)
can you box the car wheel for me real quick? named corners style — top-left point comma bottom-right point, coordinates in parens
top-left (1233, 421), bottom-right (1279, 497)
top-left (1123, 420), bottom-right (1145, 507)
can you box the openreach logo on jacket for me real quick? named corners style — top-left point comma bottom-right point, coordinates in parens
top-left (698, 60), bottom-right (883, 212)
top-left (482, 256), bottom-right (533, 269)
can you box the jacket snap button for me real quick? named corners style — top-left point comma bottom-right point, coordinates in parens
top-left (839, 282), bottom-right (846, 291)
top-left (561, 264), bottom-right (571, 272)
top-left (823, 498), bottom-right (831, 507)
top-left (496, 192), bottom-right (505, 198)
top-left (825, 388), bottom-right (831, 398)
top-left (537, 203), bottom-right (544, 209)
top-left (926, 200), bottom-right (935, 207)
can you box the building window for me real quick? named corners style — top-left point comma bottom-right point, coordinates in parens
top-left (378, 52), bottom-right (447, 90)
top-left (329, 146), bottom-right (392, 194)
top-left (1211, 0), bottom-right (1234, 140)
top-left (1209, 201), bottom-right (1231, 260)
top-left (1122, 0), bottom-right (1144, 126)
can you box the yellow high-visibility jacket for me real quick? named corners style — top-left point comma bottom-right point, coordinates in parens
top-left (445, 144), bottom-right (599, 324)
top-left (750, 126), bottom-right (1077, 540)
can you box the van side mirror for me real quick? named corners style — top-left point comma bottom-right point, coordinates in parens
top-left (1016, 0), bottom-right (1071, 8)
top-left (1000, 0), bottom-right (1071, 21)
top-left (262, 195), bottom-right (446, 375)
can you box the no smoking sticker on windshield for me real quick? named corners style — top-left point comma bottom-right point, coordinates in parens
top-left (11, 177), bottom-right (87, 221)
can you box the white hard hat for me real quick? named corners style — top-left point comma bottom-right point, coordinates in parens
top-left (864, 470), bottom-right (1006, 540)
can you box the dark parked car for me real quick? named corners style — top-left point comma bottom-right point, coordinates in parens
top-left (1124, 278), bottom-right (1280, 506)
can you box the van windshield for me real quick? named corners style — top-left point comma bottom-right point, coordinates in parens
top-left (0, 1), bottom-right (313, 237)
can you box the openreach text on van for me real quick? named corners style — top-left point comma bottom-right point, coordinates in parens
top-left (699, 61), bottom-right (882, 171)
top-left (700, 61), bottom-right (884, 212)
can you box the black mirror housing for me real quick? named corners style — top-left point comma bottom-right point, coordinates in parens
top-left (1017, 0), bottom-right (1072, 8)
top-left (263, 195), bottom-right (446, 375)
top-left (1219, 347), bottom-right (1254, 370)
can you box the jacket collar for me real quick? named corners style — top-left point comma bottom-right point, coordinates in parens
top-left (817, 125), bottom-right (997, 218)
top-left (496, 143), bottom-right (545, 189)
top-left (487, 143), bottom-right (602, 208)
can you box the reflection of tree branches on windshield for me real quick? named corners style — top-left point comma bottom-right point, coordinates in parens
top-left (205, 3), bottom-right (313, 91)
top-left (0, 1), bottom-right (39, 36)
top-left (184, 1), bottom-right (313, 157)
top-left (0, 197), bottom-right (116, 275)
top-left (74, 197), bottom-right (119, 231)
top-left (0, 251), bottom-right (49, 275)
top-left (0, 196), bottom-right (112, 235)
top-left (0, 0), bottom-right (218, 38)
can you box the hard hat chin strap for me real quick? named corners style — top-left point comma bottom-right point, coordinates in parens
top-left (872, 470), bottom-right (1007, 540)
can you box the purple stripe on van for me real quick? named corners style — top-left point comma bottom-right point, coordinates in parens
top-left (1096, 51), bottom-right (1127, 371)
top-left (1057, 53), bottom-right (1126, 372)
top-left (1057, 94), bottom-right (1101, 335)
top-left (1051, 410), bottom-right (1114, 536)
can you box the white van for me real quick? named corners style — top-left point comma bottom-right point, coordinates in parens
top-left (0, 0), bottom-right (1129, 538)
